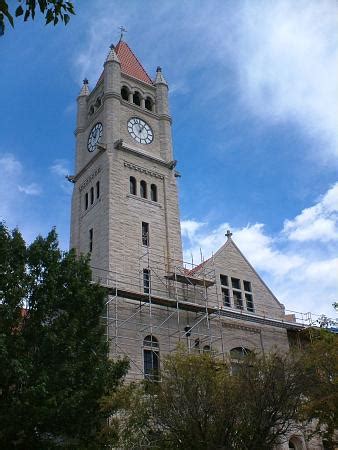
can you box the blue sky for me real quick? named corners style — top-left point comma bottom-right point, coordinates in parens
top-left (1, 0), bottom-right (337, 320)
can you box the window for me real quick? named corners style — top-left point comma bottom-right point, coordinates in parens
top-left (145, 97), bottom-right (153, 111)
top-left (245, 293), bottom-right (254, 312)
top-left (85, 192), bottom-right (88, 210)
top-left (220, 274), bottom-right (228, 286)
top-left (203, 345), bottom-right (211, 353)
top-left (140, 180), bottom-right (147, 198)
top-left (233, 290), bottom-right (243, 309)
top-left (89, 105), bottom-right (94, 115)
top-left (130, 176), bottom-right (137, 195)
top-left (142, 222), bottom-right (149, 246)
top-left (96, 181), bottom-right (100, 199)
top-left (150, 184), bottom-right (157, 202)
top-left (230, 347), bottom-right (252, 374)
top-left (143, 268), bottom-right (151, 294)
top-left (231, 277), bottom-right (241, 290)
top-left (222, 288), bottom-right (231, 307)
top-left (243, 280), bottom-right (251, 292)
top-left (89, 228), bottom-right (93, 252)
top-left (121, 86), bottom-right (129, 101)
top-left (95, 96), bottom-right (102, 108)
top-left (143, 335), bottom-right (159, 380)
top-left (133, 91), bottom-right (141, 106)
top-left (90, 186), bottom-right (94, 204)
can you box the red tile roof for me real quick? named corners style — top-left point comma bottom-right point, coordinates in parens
top-left (96, 40), bottom-right (153, 86)
top-left (115, 41), bottom-right (153, 85)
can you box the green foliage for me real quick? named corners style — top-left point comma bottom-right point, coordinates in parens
top-left (0, 224), bottom-right (128, 449)
top-left (299, 328), bottom-right (338, 448)
top-left (109, 350), bottom-right (311, 450)
top-left (0, 0), bottom-right (75, 36)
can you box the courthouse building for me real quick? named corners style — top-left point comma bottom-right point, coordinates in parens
top-left (69, 39), bottom-right (324, 450)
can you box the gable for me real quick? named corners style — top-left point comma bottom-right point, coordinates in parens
top-left (194, 239), bottom-right (285, 320)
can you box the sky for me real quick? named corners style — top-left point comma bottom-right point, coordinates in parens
top-left (1, 0), bottom-right (337, 321)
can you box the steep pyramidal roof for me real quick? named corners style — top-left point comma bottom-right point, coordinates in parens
top-left (97, 40), bottom-right (153, 86)
top-left (115, 40), bottom-right (153, 84)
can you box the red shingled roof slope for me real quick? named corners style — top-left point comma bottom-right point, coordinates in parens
top-left (115, 40), bottom-right (153, 84)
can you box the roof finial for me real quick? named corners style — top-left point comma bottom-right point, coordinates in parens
top-left (79, 78), bottom-right (90, 96)
top-left (119, 26), bottom-right (127, 41)
top-left (225, 229), bottom-right (233, 240)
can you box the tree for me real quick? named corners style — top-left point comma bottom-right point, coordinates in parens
top-left (109, 350), bottom-right (310, 450)
top-left (299, 328), bottom-right (338, 449)
top-left (0, 0), bottom-right (75, 36)
top-left (0, 224), bottom-right (128, 449)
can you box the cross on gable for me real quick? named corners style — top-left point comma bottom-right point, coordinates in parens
top-left (225, 229), bottom-right (233, 240)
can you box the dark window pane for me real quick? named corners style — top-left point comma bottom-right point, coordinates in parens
top-left (145, 97), bottom-right (153, 111)
top-left (143, 269), bottom-right (151, 294)
top-left (133, 91), bottom-right (141, 106)
top-left (89, 228), bottom-right (93, 252)
top-left (220, 274), bottom-right (228, 286)
top-left (233, 290), bottom-right (243, 309)
top-left (140, 180), bottom-right (147, 198)
top-left (85, 193), bottom-right (88, 210)
top-left (121, 86), bottom-right (129, 101)
top-left (96, 181), bottom-right (100, 199)
top-left (130, 176), bottom-right (137, 195)
top-left (90, 187), bottom-right (94, 204)
top-left (142, 222), bottom-right (149, 246)
top-left (245, 293), bottom-right (254, 312)
top-left (243, 280), bottom-right (251, 292)
top-left (144, 349), bottom-right (159, 380)
top-left (222, 288), bottom-right (230, 307)
top-left (150, 184), bottom-right (157, 202)
top-left (231, 277), bottom-right (241, 290)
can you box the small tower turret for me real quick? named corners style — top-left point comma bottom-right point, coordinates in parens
top-left (103, 44), bottom-right (121, 145)
top-left (154, 67), bottom-right (172, 161)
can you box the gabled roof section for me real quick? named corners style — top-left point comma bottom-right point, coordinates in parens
top-left (115, 40), bottom-right (153, 85)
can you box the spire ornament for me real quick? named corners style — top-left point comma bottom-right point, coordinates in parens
top-left (225, 230), bottom-right (233, 240)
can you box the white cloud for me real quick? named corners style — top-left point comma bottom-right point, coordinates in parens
top-left (18, 183), bottom-right (41, 196)
top-left (181, 183), bottom-right (338, 318)
top-left (283, 182), bottom-right (338, 242)
top-left (231, 0), bottom-right (338, 159)
top-left (0, 153), bottom-right (41, 219)
top-left (75, 0), bottom-right (338, 159)
top-left (50, 159), bottom-right (72, 194)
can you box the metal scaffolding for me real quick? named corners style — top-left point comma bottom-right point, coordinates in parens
top-left (90, 239), bottom-right (324, 380)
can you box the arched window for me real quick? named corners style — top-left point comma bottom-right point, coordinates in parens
top-left (96, 181), bottom-right (100, 199)
top-left (140, 180), bottom-right (147, 198)
top-left (121, 86), bottom-right (129, 101)
top-left (90, 186), bottom-right (94, 204)
top-left (203, 345), bottom-right (211, 353)
top-left (89, 105), bottom-right (94, 115)
top-left (150, 184), bottom-right (157, 202)
top-left (95, 96), bottom-right (102, 108)
top-left (133, 91), bottom-right (141, 106)
top-left (145, 97), bottom-right (153, 111)
top-left (143, 335), bottom-right (159, 380)
top-left (230, 347), bottom-right (252, 374)
top-left (130, 176), bottom-right (137, 195)
top-left (288, 437), bottom-right (303, 450)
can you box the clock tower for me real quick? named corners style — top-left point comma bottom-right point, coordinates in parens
top-left (70, 40), bottom-right (183, 293)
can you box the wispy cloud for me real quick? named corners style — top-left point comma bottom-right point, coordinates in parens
top-left (18, 183), bottom-right (41, 196)
top-left (74, 0), bottom-right (337, 160)
top-left (181, 183), bottom-right (338, 318)
top-left (50, 159), bottom-right (72, 194)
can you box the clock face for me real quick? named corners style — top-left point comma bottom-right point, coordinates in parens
top-left (127, 117), bottom-right (153, 144)
top-left (87, 122), bottom-right (103, 152)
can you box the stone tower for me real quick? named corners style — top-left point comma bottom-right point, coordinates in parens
top-left (70, 40), bottom-right (183, 288)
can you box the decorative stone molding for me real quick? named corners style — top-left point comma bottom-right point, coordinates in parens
top-left (79, 167), bottom-right (101, 192)
top-left (221, 320), bottom-right (261, 334)
top-left (124, 161), bottom-right (164, 179)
